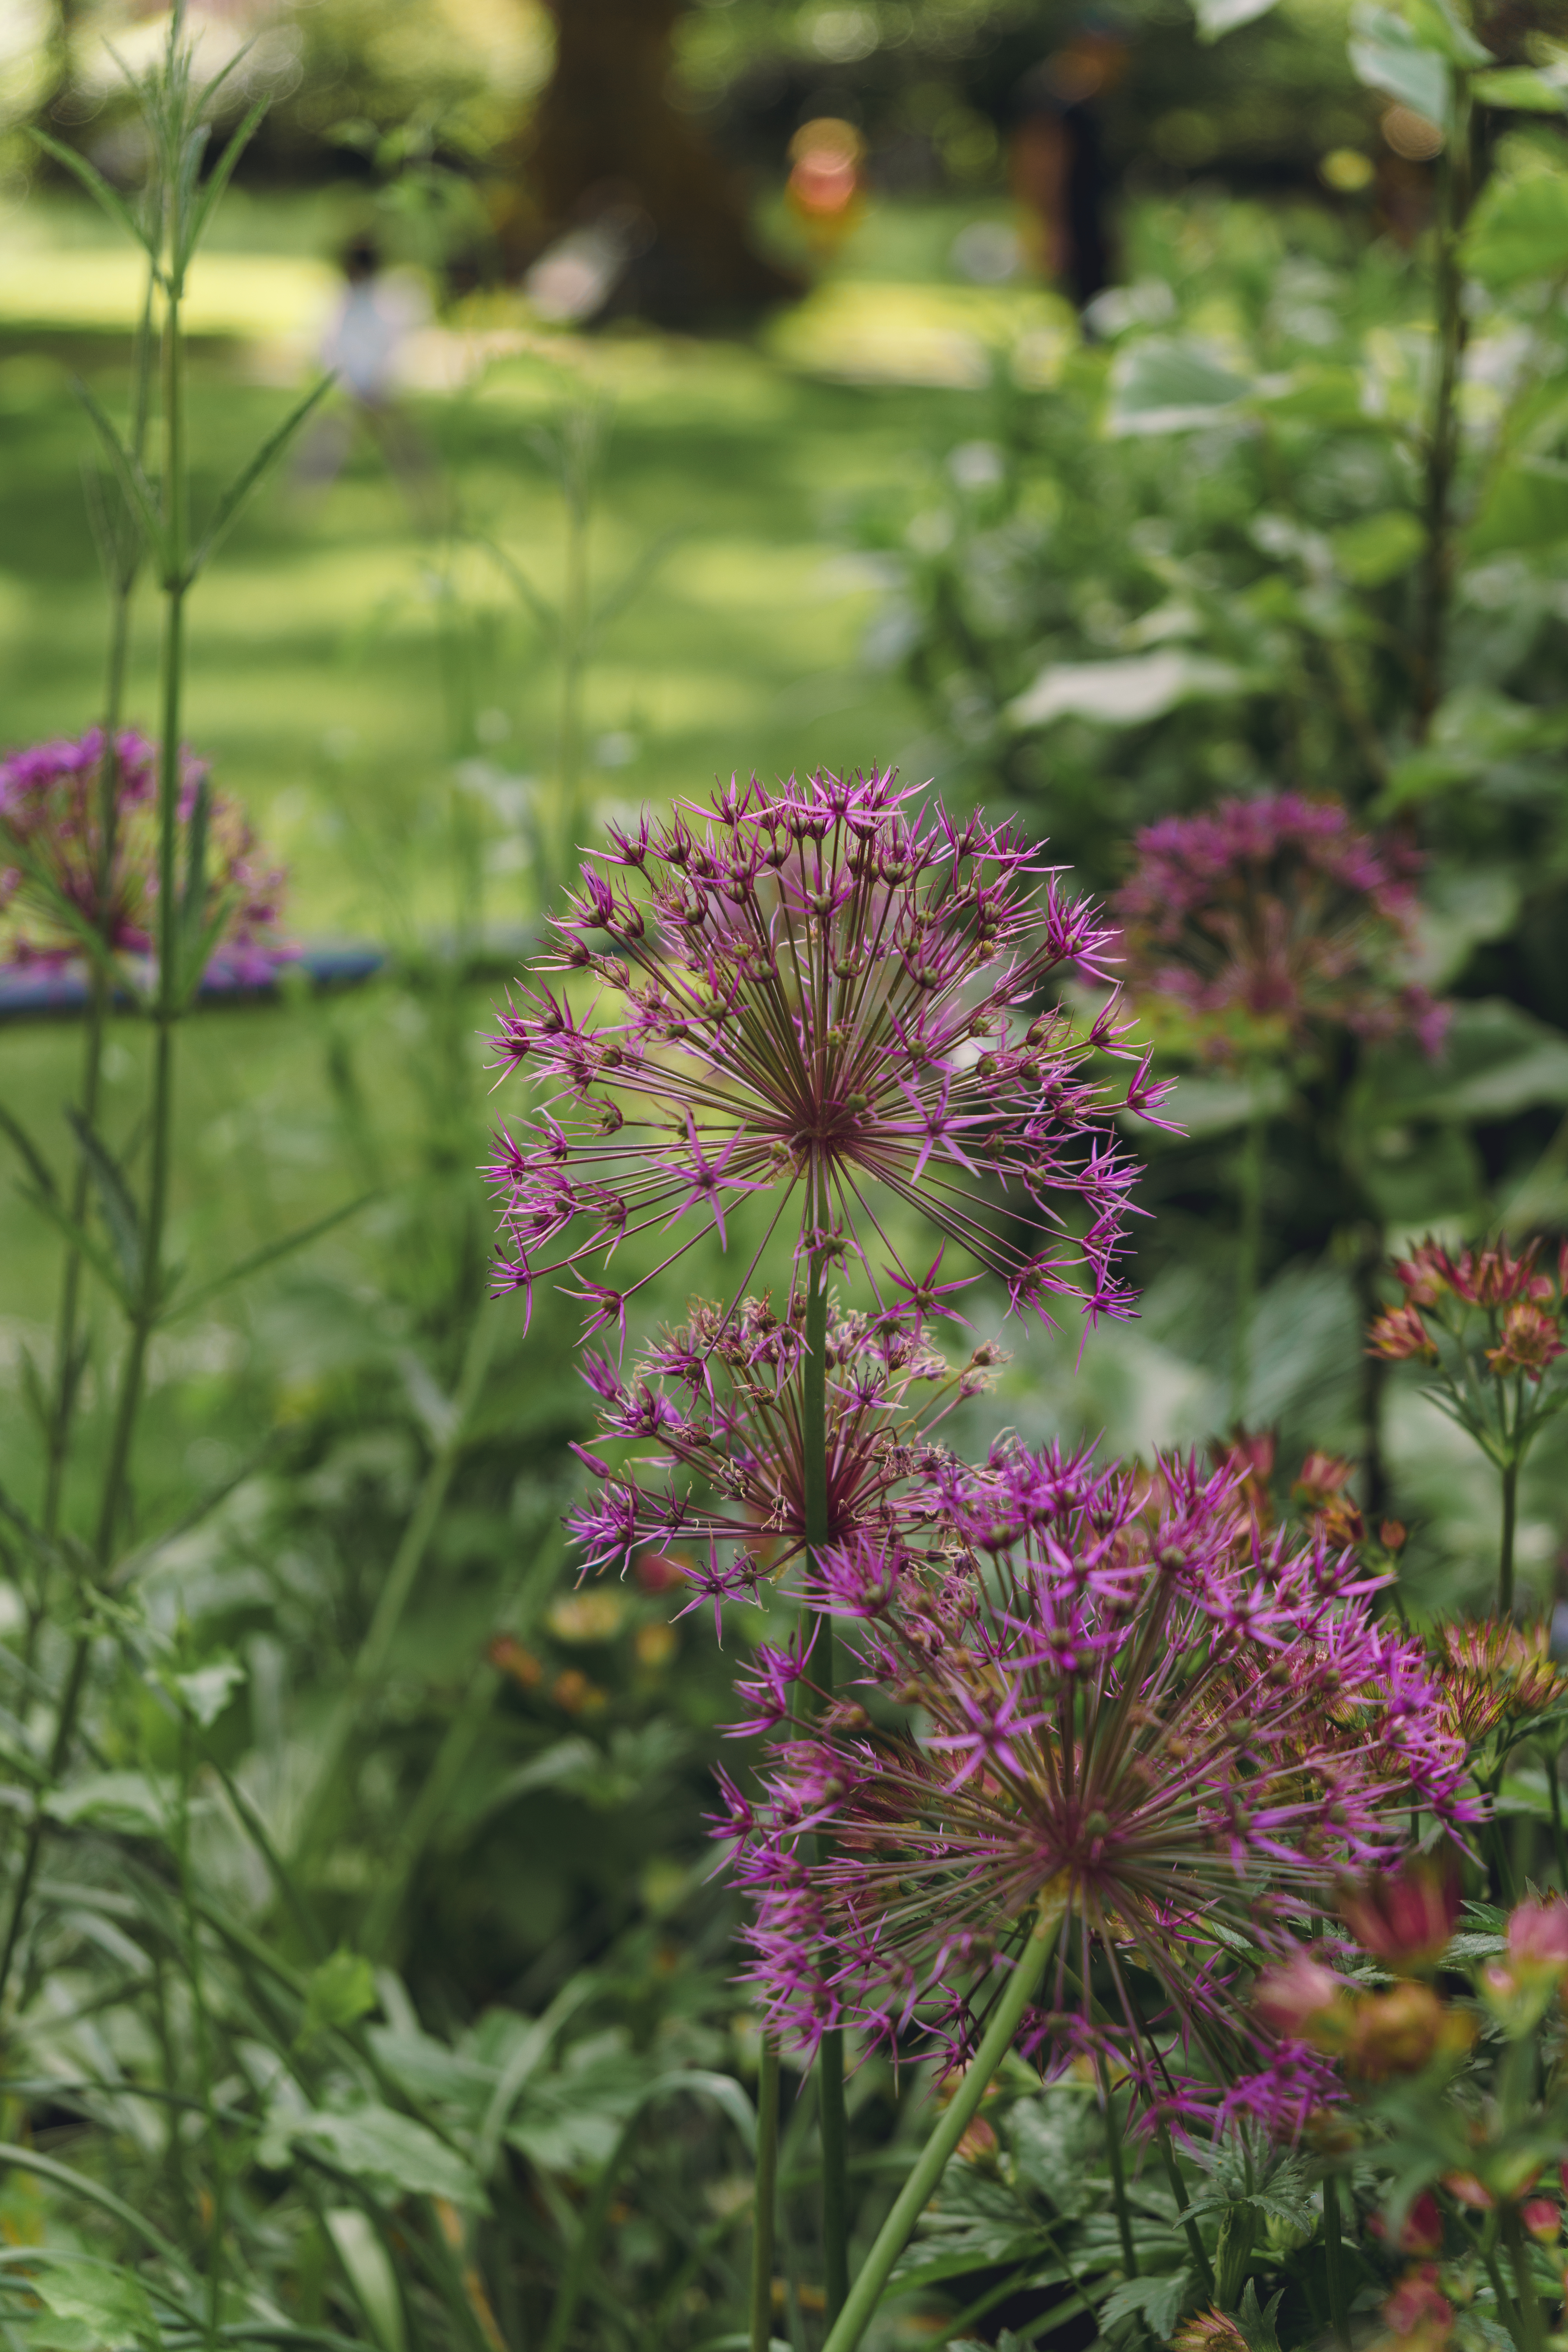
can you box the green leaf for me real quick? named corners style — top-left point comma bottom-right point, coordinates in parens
top-left (44, 1771), bottom-right (170, 1839)
top-left (70, 378), bottom-right (167, 575)
top-left (1463, 164), bottom-right (1568, 285)
top-left (1007, 649), bottom-right (1247, 730)
top-left (323, 2210), bottom-right (405, 2352)
top-left (64, 1107), bottom-right (142, 1294)
top-left (20, 1182), bottom-right (134, 1310)
top-left (1106, 337), bottom-right (1253, 435)
top-left (302, 1949), bottom-right (380, 2042)
top-left (1473, 66), bottom-right (1568, 111)
top-left (1468, 456), bottom-right (1568, 554)
top-left (177, 96), bottom-right (267, 274)
top-left (265, 2099), bottom-right (489, 2212)
top-left (1381, 997), bottom-right (1568, 1119)
top-left (1236, 2279), bottom-right (1285, 2352)
top-left (1349, 5), bottom-right (1453, 129)
top-left (1330, 508), bottom-right (1425, 585)
top-left (27, 2256), bottom-right (159, 2350)
top-left (27, 131), bottom-right (157, 262)
top-left (1192, 0), bottom-right (1280, 39)
top-left (1101, 2268), bottom-right (1196, 2334)
top-left (0, 1102), bottom-right (58, 1202)
top-left (171, 1659), bottom-right (245, 1727)
top-left (1406, 0), bottom-right (1492, 65)
top-left (189, 375), bottom-right (336, 581)
top-left (159, 1190), bottom-right (376, 1324)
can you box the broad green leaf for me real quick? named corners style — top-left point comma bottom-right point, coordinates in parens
top-left (171, 1659), bottom-right (245, 1727)
top-left (1467, 456), bottom-right (1568, 554)
top-left (1330, 507), bottom-right (1425, 584)
top-left (1255, 366), bottom-right (1368, 425)
top-left (302, 1948), bottom-right (380, 2041)
top-left (1463, 164), bottom-right (1568, 285)
top-left (28, 2257), bottom-right (158, 2350)
top-left (44, 1771), bottom-right (169, 1838)
top-left (1375, 996), bottom-right (1568, 1119)
top-left (1007, 649), bottom-right (1247, 729)
top-left (1473, 66), bottom-right (1568, 111)
top-left (266, 2100), bottom-right (489, 2211)
top-left (1405, 0), bottom-right (1492, 64)
top-left (325, 2209), bottom-right (406, 2352)
top-left (1106, 338), bottom-right (1252, 435)
top-left (1192, 0), bottom-right (1279, 41)
top-left (1101, 2268), bottom-right (1196, 2335)
top-left (1348, 6), bottom-right (1452, 129)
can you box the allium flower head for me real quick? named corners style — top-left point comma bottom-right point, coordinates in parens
top-left (0, 728), bottom-right (290, 984)
top-left (730, 1443), bottom-right (1471, 2109)
top-left (1113, 790), bottom-right (1447, 1068)
top-left (568, 1289), bottom-right (999, 1622)
top-left (488, 769), bottom-right (1166, 1336)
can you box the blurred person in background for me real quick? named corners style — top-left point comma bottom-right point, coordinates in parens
top-left (784, 117), bottom-right (866, 260)
top-left (298, 232), bottom-right (439, 525)
top-left (1009, 14), bottom-right (1130, 310)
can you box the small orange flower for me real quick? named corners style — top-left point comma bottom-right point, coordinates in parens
top-left (1368, 1304), bottom-right (1439, 1363)
top-left (1485, 1300), bottom-right (1565, 1383)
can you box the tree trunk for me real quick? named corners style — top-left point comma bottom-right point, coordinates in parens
top-left (515, 0), bottom-right (799, 321)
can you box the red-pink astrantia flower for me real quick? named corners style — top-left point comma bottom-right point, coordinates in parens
top-left (568, 1289), bottom-right (1001, 1617)
top-left (1113, 790), bottom-right (1447, 1067)
top-left (488, 769), bottom-right (1167, 1338)
top-left (0, 728), bottom-right (290, 984)
top-left (728, 1444), bottom-right (1472, 2105)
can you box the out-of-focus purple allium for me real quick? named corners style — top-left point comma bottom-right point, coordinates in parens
top-left (568, 1289), bottom-right (1003, 1622)
top-left (487, 769), bottom-right (1169, 1341)
top-left (0, 728), bottom-right (291, 984)
top-left (726, 1443), bottom-right (1472, 2121)
top-left (1112, 791), bottom-right (1447, 1067)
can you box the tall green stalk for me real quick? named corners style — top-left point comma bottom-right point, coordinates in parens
top-left (1499, 1450), bottom-right (1519, 1620)
top-left (1229, 1091), bottom-right (1266, 1428)
top-left (1414, 77), bottom-right (1475, 739)
top-left (802, 1256), bottom-right (848, 2319)
top-left (40, 232), bottom-right (158, 1552)
top-left (748, 2037), bottom-right (781, 2352)
top-left (1322, 2170), bottom-right (1350, 2349)
top-left (819, 1887), bottom-right (1067, 2352)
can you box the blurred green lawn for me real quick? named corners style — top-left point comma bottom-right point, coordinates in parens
top-left (0, 186), bottom-right (1051, 1511)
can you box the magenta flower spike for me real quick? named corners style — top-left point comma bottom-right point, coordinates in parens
top-left (0, 728), bottom-right (291, 984)
top-left (487, 769), bottom-right (1165, 1340)
top-left (729, 1442), bottom-right (1473, 2110)
top-left (1113, 789), bottom-right (1447, 1067)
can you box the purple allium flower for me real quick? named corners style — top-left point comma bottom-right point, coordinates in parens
top-left (1112, 790), bottom-right (1447, 1067)
top-left (0, 728), bottom-right (291, 982)
top-left (730, 1443), bottom-right (1473, 2105)
top-left (488, 770), bottom-right (1165, 1336)
top-left (566, 1288), bottom-right (1002, 1616)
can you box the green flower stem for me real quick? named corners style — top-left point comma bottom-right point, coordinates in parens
top-left (1503, 2202), bottom-right (1549, 2352)
top-left (1229, 1091), bottom-right (1266, 1429)
top-left (1157, 2118), bottom-right (1216, 2302)
top-left (1322, 2171), bottom-right (1350, 2350)
top-left (0, 200), bottom-right (188, 2019)
top-left (1546, 1743), bottom-right (1567, 1891)
top-left (1099, 2062), bottom-right (1138, 2282)
top-left (819, 1886), bottom-right (1068, 2352)
top-left (1414, 72), bottom-right (1474, 737)
top-left (1500, 1453), bottom-right (1519, 1620)
top-left (41, 254), bottom-right (157, 1549)
top-left (749, 2034), bottom-right (782, 2352)
top-left (804, 1256), bottom-right (848, 2319)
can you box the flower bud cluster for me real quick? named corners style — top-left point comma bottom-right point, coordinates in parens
top-left (1368, 1237), bottom-right (1568, 1381)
